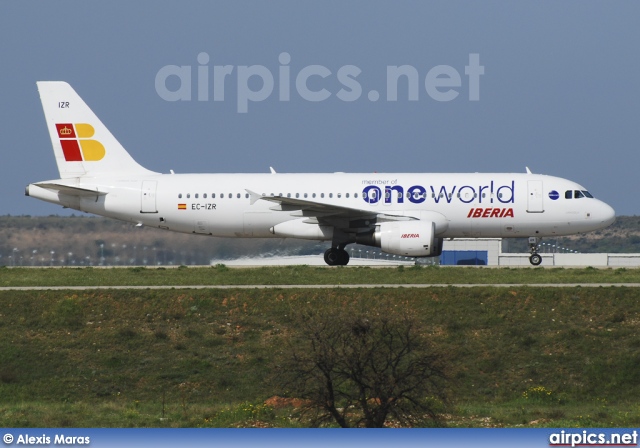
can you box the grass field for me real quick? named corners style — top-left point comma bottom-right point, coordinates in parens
top-left (1, 264), bottom-right (640, 287)
top-left (1, 280), bottom-right (640, 427)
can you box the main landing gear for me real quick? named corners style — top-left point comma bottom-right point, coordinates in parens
top-left (528, 237), bottom-right (542, 266)
top-left (324, 245), bottom-right (350, 266)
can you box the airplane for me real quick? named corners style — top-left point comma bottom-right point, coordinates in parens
top-left (26, 81), bottom-right (616, 266)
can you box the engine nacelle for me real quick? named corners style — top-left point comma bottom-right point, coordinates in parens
top-left (374, 221), bottom-right (442, 257)
top-left (270, 218), bottom-right (334, 241)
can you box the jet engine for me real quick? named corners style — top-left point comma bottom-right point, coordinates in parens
top-left (373, 221), bottom-right (443, 257)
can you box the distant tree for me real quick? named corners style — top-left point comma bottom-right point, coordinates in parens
top-left (273, 298), bottom-right (448, 427)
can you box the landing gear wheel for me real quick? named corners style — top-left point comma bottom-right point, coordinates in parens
top-left (337, 249), bottom-right (350, 266)
top-left (529, 253), bottom-right (542, 266)
top-left (527, 237), bottom-right (542, 266)
top-left (324, 248), bottom-right (350, 266)
top-left (324, 248), bottom-right (337, 265)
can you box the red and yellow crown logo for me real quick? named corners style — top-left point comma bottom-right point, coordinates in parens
top-left (55, 123), bottom-right (105, 162)
top-left (59, 126), bottom-right (73, 136)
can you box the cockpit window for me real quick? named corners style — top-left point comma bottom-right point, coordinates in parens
top-left (565, 189), bottom-right (594, 199)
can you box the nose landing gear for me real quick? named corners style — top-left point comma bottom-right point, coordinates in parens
top-left (528, 237), bottom-right (542, 266)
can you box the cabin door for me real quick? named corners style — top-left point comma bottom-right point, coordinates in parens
top-left (527, 180), bottom-right (544, 213)
top-left (141, 181), bottom-right (158, 213)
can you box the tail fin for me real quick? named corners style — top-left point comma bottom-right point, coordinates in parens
top-left (37, 81), bottom-right (156, 179)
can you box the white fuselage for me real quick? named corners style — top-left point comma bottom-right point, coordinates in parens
top-left (28, 171), bottom-right (616, 240)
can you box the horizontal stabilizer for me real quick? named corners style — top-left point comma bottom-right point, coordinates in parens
top-left (33, 182), bottom-right (107, 197)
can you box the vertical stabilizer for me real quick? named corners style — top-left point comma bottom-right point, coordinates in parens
top-left (37, 81), bottom-right (156, 178)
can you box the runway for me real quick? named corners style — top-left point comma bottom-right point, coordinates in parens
top-left (2, 283), bottom-right (640, 291)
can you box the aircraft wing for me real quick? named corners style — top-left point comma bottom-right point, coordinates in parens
top-left (246, 189), bottom-right (415, 229)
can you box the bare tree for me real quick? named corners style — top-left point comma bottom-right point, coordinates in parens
top-left (274, 298), bottom-right (448, 427)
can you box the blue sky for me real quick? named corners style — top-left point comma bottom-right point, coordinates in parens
top-left (2, 1), bottom-right (638, 215)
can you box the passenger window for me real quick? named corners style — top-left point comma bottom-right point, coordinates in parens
top-left (337, 193), bottom-right (342, 198)
top-left (178, 193), bottom-right (182, 199)
top-left (187, 193), bottom-right (191, 198)
top-left (203, 193), bottom-right (207, 199)
top-left (287, 193), bottom-right (291, 198)
top-left (304, 193), bottom-right (308, 198)
top-left (565, 190), bottom-right (572, 199)
top-left (354, 193), bottom-right (358, 198)
top-left (296, 193), bottom-right (300, 198)
top-left (346, 193), bottom-right (350, 198)
top-left (312, 193), bottom-right (316, 198)
top-left (237, 193), bottom-right (241, 198)
top-left (212, 193), bottom-right (216, 198)
top-left (245, 193), bottom-right (249, 198)
top-left (195, 193), bottom-right (199, 199)
top-left (321, 193), bottom-right (325, 198)
top-left (329, 193), bottom-right (333, 198)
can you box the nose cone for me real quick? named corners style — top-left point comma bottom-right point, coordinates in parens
top-left (597, 201), bottom-right (616, 228)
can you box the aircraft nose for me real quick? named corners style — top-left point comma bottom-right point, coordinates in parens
top-left (597, 201), bottom-right (616, 227)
